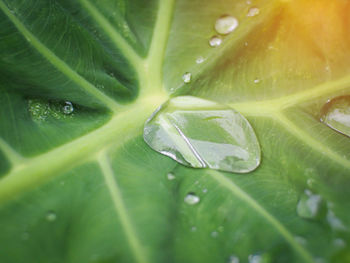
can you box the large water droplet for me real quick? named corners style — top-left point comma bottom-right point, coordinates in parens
top-left (182, 72), bottom-right (192, 83)
top-left (228, 255), bottom-right (240, 263)
top-left (320, 95), bottom-right (350, 137)
top-left (215, 15), bottom-right (239, 35)
top-left (143, 96), bottom-right (261, 173)
top-left (184, 192), bottom-right (200, 205)
top-left (296, 190), bottom-right (325, 220)
top-left (63, 101), bottom-right (74, 115)
top-left (247, 7), bottom-right (260, 17)
top-left (46, 211), bottom-right (57, 222)
top-left (209, 36), bottom-right (222, 47)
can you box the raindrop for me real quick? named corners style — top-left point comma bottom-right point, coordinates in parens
top-left (143, 96), bottom-right (261, 173)
top-left (320, 95), bottom-right (350, 137)
top-left (294, 236), bottom-right (307, 246)
top-left (63, 101), bottom-right (74, 115)
top-left (296, 190), bottom-right (325, 220)
top-left (215, 15), bottom-right (239, 35)
top-left (248, 254), bottom-right (270, 263)
top-left (247, 7), bottom-right (260, 17)
top-left (46, 211), bottom-right (57, 222)
top-left (211, 231), bottom-right (219, 238)
top-left (248, 254), bottom-right (262, 263)
top-left (333, 238), bottom-right (346, 248)
top-left (209, 36), bottom-right (222, 47)
top-left (182, 72), bottom-right (192, 83)
top-left (327, 209), bottom-right (347, 231)
top-left (196, 56), bottom-right (205, 64)
top-left (228, 255), bottom-right (240, 263)
top-left (184, 193), bottom-right (200, 205)
top-left (167, 173), bottom-right (176, 180)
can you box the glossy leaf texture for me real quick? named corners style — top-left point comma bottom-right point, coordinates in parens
top-left (0, 0), bottom-right (350, 263)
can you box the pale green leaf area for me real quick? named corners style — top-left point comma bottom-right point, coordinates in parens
top-left (0, 0), bottom-right (350, 262)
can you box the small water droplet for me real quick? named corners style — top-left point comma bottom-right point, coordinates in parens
top-left (294, 236), bottom-right (307, 246)
top-left (248, 254), bottom-right (262, 263)
top-left (184, 193), bottom-right (200, 205)
top-left (218, 226), bottom-right (224, 232)
top-left (320, 95), bottom-right (350, 137)
top-left (247, 7), bottom-right (260, 17)
top-left (63, 101), bottom-right (74, 115)
top-left (327, 208), bottom-right (347, 231)
top-left (46, 211), bottom-right (57, 222)
top-left (196, 56), bottom-right (205, 64)
top-left (296, 190), bottom-right (324, 220)
top-left (333, 238), bottom-right (346, 248)
top-left (246, 0), bottom-right (252, 4)
top-left (202, 188), bottom-right (208, 193)
top-left (215, 15), bottom-right (239, 35)
top-left (191, 226), bottom-right (197, 232)
top-left (211, 231), bottom-right (219, 238)
top-left (244, 42), bottom-right (249, 46)
top-left (167, 173), bottom-right (176, 180)
top-left (182, 72), bottom-right (192, 83)
top-left (209, 36), bottom-right (222, 47)
top-left (254, 78), bottom-right (260, 84)
top-left (228, 255), bottom-right (240, 263)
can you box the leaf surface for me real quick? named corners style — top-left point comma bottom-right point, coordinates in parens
top-left (0, 0), bottom-right (350, 262)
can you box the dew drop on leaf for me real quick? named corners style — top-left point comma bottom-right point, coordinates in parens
top-left (296, 190), bottom-right (324, 220)
top-left (211, 231), bottom-right (218, 238)
top-left (143, 96), bottom-right (261, 173)
top-left (228, 255), bottom-right (240, 263)
top-left (46, 211), bottom-right (57, 222)
top-left (214, 15), bottom-right (239, 35)
top-left (254, 78), bottom-right (260, 84)
top-left (191, 226), bottom-right (197, 232)
top-left (63, 101), bottom-right (74, 115)
top-left (209, 35), bottom-right (222, 47)
top-left (320, 95), bottom-right (350, 137)
top-left (196, 56), bottom-right (205, 64)
top-left (184, 192), bottom-right (200, 205)
top-left (247, 7), bottom-right (260, 17)
top-left (167, 173), bottom-right (175, 180)
top-left (182, 72), bottom-right (192, 83)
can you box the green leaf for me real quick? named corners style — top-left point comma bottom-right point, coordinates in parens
top-left (0, 0), bottom-right (349, 263)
